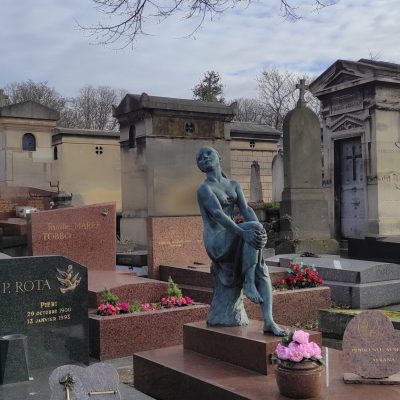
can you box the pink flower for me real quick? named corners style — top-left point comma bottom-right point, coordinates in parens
top-left (288, 342), bottom-right (304, 362)
top-left (98, 304), bottom-right (105, 311)
top-left (299, 343), bottom-right (313, 359)
top-left (184, 296), bottom-right (193, 305)
top-left (275, 343), bottom-right (291, 360)
top-left (141, 303), bottom-right (152, 310)
top-left (118, 302), bottom-right (129, 312)
top-left (308, 342), bottom-right (322, 359)
top-left (292, 330), bottom-right (309, 345)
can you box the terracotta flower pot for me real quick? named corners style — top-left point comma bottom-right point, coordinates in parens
top-left (275, 361), bottom-right (323, 399)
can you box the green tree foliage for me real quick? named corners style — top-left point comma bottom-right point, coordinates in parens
top-left (192, 70), bottom-right (225, 103)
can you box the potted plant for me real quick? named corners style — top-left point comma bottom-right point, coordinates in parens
top-left (273, 330), bottom-right (324, 399)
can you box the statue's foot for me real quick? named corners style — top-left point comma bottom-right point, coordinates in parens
top-left (243, 281), bottom-right (263, 304)
top-left (263, 322), bottom-right (287, 337)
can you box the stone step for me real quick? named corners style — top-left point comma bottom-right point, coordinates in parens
top-left (134, 345), bottom-right (275, 400)
top-left (183, 320), bottom-right (322, 375)
top-left (159, 264), bottom-right (212, 288)
top-left (134, 344), bottom-right (400, 400)
top-left (116, 250), bottom-right (147, 266)
top-left (180, 284), bottom-right (213, 304)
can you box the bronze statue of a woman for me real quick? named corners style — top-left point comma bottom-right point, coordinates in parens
top-left (196, 146), bottom-right (285, 336)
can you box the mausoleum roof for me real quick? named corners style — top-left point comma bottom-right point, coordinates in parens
top-left (230, 121), bottom-right (281, 141)
top-left (310, 58), bottom-right (400, 97)
top-left (53, 127), bottom-right (119, 139)
top-left (114, 93), bottom-right (236, 117)
top-left (0, 100), bottom-right (59, 120)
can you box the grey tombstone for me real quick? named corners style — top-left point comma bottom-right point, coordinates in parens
top-left (250, 161), bottom-right (263, 203)
top-left (272, 149), bottom-right (284, 203)
top-left (279, 79), bottom-right (338, 254)
top-left (0, 256), bottom-right (89, 374)
top-left (342, 310), bottom-right (400, 383)
top-left (273, 254), bottom-right (400, 308)
top-left (49, 363), bottom-right (121, 400)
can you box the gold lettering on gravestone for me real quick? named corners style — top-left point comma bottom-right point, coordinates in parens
top-left (25, 301), bottom-right (72, 325)
top-left (41, 221), bottom-right (100, 241)
top-left (56, 265), bottom-right (82, 293)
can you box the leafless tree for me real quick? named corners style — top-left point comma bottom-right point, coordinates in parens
top-left (232, 97), bottom-right (268, 124)
top-left (82, 0), bottom-right (335, 48)
top-left (67, 85), bottom-right (127, 130)
top-left (192, 70), bottom-right (225, 103)
top-left (4, 80), bottom-right (67, 113)
top-left (3, 80), bottom-right (126, 131)
top-left (257, 68), bottom-right (319, 131)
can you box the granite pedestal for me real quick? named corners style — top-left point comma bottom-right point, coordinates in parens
top-left (133, 321), bottom-right (400, 400)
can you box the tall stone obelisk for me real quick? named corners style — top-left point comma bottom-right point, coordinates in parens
top-left (278, 79), bottom-right (338, 254)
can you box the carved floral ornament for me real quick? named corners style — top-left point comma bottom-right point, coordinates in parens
top-left (328, 114), bottom-right (366, 133)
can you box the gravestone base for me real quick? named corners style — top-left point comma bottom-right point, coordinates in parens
top-left (134, 321), bottom-right (322, 400)
top-left (344, 372), bottom-right (400, 385)
top-left (0, 334), bottom-right (30, 385)
top-left (280, 188), bottom-right (334, 236)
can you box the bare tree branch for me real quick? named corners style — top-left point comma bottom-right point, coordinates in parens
top-left (80, 0), bottom-right (335, 48)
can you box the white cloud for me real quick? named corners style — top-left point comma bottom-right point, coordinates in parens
top-left (1, 0), bottom-right (399, 101)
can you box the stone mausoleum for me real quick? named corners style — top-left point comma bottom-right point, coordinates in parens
top-left (114, 93), bottom-right (235, 246)
top-left (310, 59), bottom-right (400, 238)
top-left (114, 94), bottom-right (281, 247)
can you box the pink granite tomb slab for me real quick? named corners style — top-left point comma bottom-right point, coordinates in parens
top-left (342, 310), bottom-right (400, 379)
top-left (28, 203), bottom-right (116, 271)
top-left (147, 216), bottom-right (210, 279)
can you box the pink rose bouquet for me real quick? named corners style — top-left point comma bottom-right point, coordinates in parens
top-left (273, 330), bottom-right (324, 366)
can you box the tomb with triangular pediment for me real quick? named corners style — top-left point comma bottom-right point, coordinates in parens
top-left (310, 59), bottom-right (400, 241)
top-left (329, 114), bottom-right (366, 133)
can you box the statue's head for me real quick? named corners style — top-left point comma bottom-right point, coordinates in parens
top-left (196, 147), bottom-right (221, 173)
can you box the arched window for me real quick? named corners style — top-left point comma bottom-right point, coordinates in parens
top-left (22, 133), bottom-right (36, 151)
top-left (129, 125), bottom-right (136, 148)
top-left (53, 146), bottom-right (58, 160)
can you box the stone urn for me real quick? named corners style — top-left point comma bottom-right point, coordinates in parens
top-left (274, 361), bottom-right (323, 399)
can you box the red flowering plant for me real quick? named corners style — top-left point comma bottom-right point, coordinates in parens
top-left (160, 277), bottom-right (194, 308)
top-left (276, 261), bottom-right (323, 290)
top-left (96, 278), bottom-right (194, 316)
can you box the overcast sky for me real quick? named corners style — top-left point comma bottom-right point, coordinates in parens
top-left (1, 0), bottom-right (399, 102)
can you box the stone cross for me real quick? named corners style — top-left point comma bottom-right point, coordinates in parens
top-left (296, 79), bottom-right (309, 107)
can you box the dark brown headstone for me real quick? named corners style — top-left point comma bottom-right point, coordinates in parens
top-left (342, 310), bottom-right (400, 379)
top-left (28, 203), bottom-right (116, 271)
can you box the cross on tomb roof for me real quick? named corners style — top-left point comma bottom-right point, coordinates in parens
top-left (296, 79), bottom-right (309, 107)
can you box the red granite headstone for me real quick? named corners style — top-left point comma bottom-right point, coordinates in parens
top-left (147, 216), bottom-right (210, 279)
top-left (342, 310), bottom-right (400, 379)
top-left (28, 203), bottom-right (116, 271)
